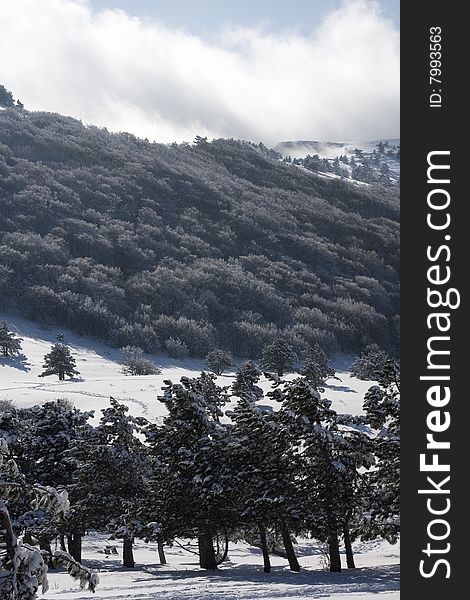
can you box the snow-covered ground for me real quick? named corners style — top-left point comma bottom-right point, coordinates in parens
top-left (44, 535), bottom-right (399, 600)
top-left (1, 313), bottom-right (398, 599)
top-left (0, 313), bottom-right (374, 421)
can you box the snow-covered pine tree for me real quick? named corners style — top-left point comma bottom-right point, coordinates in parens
top-left (71, 398), bottom-right (150, 567)
top-left (231, 361), bottom-right (263, 401)
top-left (260, 339), bottom-right (297, 377)
top-left (229, 389), bottom-right (301, 572)
top-left (350, 345), bottom-right (390, 381)
top-left (300, 343), bottom-right (338, 392)
top-left (145, 375), bottom-right (235, 570)
top-left (204, 349), bottom-right (232, 376)
top-left (4, 400), bottom-right (94, 560)
top-left (273, 377), bottom-right (359, 572)
top-left (0, 437), bottom-right (98, 599)
top-left (38, 343), bottom-right (79, 380)
top-left (360, 359), bottom-right (400, 542)
top-left (0, 321), bottom-right (22, 357)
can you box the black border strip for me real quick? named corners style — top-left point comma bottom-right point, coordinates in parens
top-left (401, 2), bottom-right (466, 596)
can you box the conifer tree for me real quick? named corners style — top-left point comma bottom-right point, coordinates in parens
top-left (0, 437), bottom-right (98, 598)
top-left (260, 339), bottom-right (297, 377)
top-left (300, 343), bottom-right (338, 391)
top-left (38, 344), bottom-right (79, 381)
top-left (204, 349), bottom-right (233, 376)
top-left (71, 398), bottom-right (150, 568)
top-left (145, 375), bottom-right (234, 570)
top-left (232, 361), bottom-right (263, 401)
top-left (360, 359), bottom-right (400, 542)
top-left (273, 377), bottom-right (372, 572)
top-left (0, 321), bottom-right (22, 357)
top-left (229, 389), bottom-right (301, 572)
top-left (350, 345), bottom-right (390, 381)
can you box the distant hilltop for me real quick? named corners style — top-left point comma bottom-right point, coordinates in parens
top-left (274, 139), bottom-right (400, 160)
top-left (274, 139), bottom-right (400, 187)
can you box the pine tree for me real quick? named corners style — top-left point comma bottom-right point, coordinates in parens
top-left (4, 400), bottom-right (94, 559)
top-left (0, 321), bottom-right (22, 357)
top-left (38, 344), bottom-right (79, 381)
top-left (260, 339), bottom-right (297, 377)
top-left (145, 375), bottom-right (235, 570)
top-left (300, 343), bottom-right (338, 392)
top-left (273, 377), bottom-right (372, 572)
top-left (204, 349), bottom-right (232, 376)
top-left (71, 398), bottom-right (150, 568)
top-left (232, 361), bottom-right (263, 401)
top-left (360, 359), bottom-right (400, 542)
top-left (0, 437), bottom-right (98, 598)
top-left (350, 345), bottom-right (390, 381)
top-left (229, 390), bottom-right (301, 572)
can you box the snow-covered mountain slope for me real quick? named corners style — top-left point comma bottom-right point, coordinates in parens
top-left (0, 314), bottom-right (374, 421)
top-left (275, 139), bottom-right (400, 160)
top-left (275, 139), bottom-right (400, 187)
top-left (45, 534), bottom-right (399, 600)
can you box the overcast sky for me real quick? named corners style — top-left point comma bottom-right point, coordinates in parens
top-left (1, 0), bottom-right (399, 145)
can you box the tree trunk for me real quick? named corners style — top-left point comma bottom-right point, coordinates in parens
top-left (39, 539), bottom-right (53, 567)
top-left (328, 530), bottom-right (342, 572)
top-left (70, 528), bottom-right (82, 562)
top-left (280, 520), bottom-right (300, 572)
top-left (67, 534), bottom-right (74, 555)
top-left (198, 530), bottom-right (217, 570)
top-left (23, 530), bottom-right (34, 545)
top-left (157, 535), bottom-right (167, 565)
top-left (60, 534), bottom-right (67, 552)
top-left (343, 519), bottom-right (356, 569)
top-left (0, 504), bottom-right (17, 565)
top-left (216, 531), bottom-right (229, 565)
top-left (258, 523), bottom-right (271, 573)
top-left (123, 535), bottom-right (135, 568)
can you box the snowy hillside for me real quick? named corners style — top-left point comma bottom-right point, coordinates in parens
top-left (275, 139), bottom-right (400, 186)
top-left (1, 314), bottom-right (400, 600)
top-left (0, 314), bottom-right (374, 421)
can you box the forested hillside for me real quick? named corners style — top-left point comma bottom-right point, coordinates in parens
top-left (0, 106), bottom-right (399, 358)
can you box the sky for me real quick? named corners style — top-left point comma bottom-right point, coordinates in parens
top-left (0, 0), bottom-right (400, 146)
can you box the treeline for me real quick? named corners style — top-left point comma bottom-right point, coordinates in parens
top-left (0, 102), bottom-right (399, 358)
top-left (0, 356), bottom-right (400, 586)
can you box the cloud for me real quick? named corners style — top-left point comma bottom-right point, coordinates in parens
top-left (0, 0), bottom-right (399, 145)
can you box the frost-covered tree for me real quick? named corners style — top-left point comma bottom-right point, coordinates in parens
top-left (231, 361), bottom-right (263, 401)
top-left (273, 377), bottom-right (372, 572)
top-left (165, 337), bottom-right (189, 358)
top-left (0, 321), bottom-right (22, 357)
top-left (229, 391), bottom-right (301, 573)
top-left (0, 85), bottom-right (15, 108)
top-left (350, 345), bottom-right (391, 381)
top-left (204, 349), bottom-right (232, 376)
top-left (300, 343), bottom-right (338, 392)
top-left (145, 375), bottom-right (234, 570)
top-left (2, 400), bottom-right (94, 560)
top-left (0, 437), bottom-right (98, 599)
top-left (260, 339), bottom-right (297, 377)
top-left (38, 344), bottom-right (79, 381)
top-left (121, 345), bottom-right (159, 376)
top-left (72, 398), bottom-right (150, 567)
top-left (360, 359), bottom-right (400, 542)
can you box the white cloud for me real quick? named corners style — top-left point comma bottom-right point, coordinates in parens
top-left (0, 0), bottom-right (399, 145)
